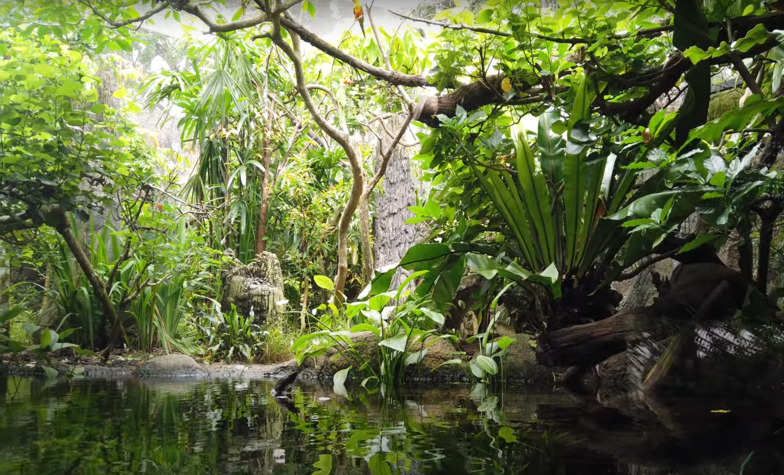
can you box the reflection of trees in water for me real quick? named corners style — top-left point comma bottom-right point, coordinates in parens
top-left (4, 377), bottom-right (783, 474)
top-left (0, 379), bottom-right (291, 473)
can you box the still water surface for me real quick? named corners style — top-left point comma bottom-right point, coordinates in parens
top-left (0, 376), bottom-right (780, 474)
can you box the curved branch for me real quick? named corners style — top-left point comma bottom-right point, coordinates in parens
top-left (279, 14), bottom-right (430, 87)
top-left (180, 2), bottom-right (268, 32)
top-left (79, 0), bottom-right (167, 28)
top-left (272, 20), bottom-right (364, 298)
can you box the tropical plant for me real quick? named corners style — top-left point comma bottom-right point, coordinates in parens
top-left (0, 306), bottom-right (85, 378)
top-left (198, 303), bottom-right (263, 363)
top-left (292, 272), bottom-right (457, 392)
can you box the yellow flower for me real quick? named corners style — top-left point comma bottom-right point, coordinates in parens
top-left (501, 77), bottom-right (512, 93)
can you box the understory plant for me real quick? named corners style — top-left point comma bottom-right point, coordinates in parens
top-left (0, 306), bottom-right (85, 378)
top-left (196, 300), bottom-right (299, 364)
top-left (292, 272), bottom-right (457, 394)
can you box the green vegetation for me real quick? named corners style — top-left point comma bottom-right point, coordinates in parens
top-left (1, 0), bottom-right (784, 395)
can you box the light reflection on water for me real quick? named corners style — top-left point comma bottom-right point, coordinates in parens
top-left (0, 375), bottom-right (782, 474)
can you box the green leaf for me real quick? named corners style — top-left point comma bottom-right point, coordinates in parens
top-left (313, 454), bottom-right (333, 475)
top-left (466, 253), bottom-right (499, 279)
top-left (475, 354), bottom-right (498, 375)
top-left (404, 349), bottom-right (427, 366)
top-left (333, 366), bottom-right (351, 398)
top-left (350, 323), bottom-right (381, 336)
top-left (678, 233), bottom-right (720, 254)
top-left (477, 395), bottom-right (498, 411)
top-left (476, 8), bottom-right (493, 24)
top-left (432, 254), bottom-right (466, 307)
top-left (303, 0), bottom-right (316, 18)
top-left (498, 426), bottom-right (518, 443)
top-left (42, 366), bottom-right (58, 380)
top-left (313, 275), bottom-right (334, 291)
top-left (40, 328), bottom-right (53, 349)
top-left (496, 336), bottom-right (517, 350)
top-left (400, 243), bottom-right (451, 270)
top-left (420, 308), bottom-right (445, 325)
top-left (368, 453), bottom-right (393, 475)
top-left (379, 333), bottom-right (408, 352)
top-left (690, 96), bottom-right (784, 143)
top-left (0, 307), bottom-right (22, 326)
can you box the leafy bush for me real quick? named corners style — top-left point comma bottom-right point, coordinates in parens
top-left (292, 273), bottom-right (457, 393)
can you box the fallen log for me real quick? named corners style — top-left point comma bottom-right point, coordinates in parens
top-left (538, 263), bottom-right (757, 368)
top-left (538, 308), bottom-right (656, 367)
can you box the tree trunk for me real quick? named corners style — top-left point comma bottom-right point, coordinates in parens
top-left (371, 115), bottom-right (423, 292)
top-left (45, 207), bottom-right (121, 360)
top-left (335, 160), bottom-right (364, 301)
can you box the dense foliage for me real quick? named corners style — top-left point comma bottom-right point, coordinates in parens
top-left (1, 0), bottom-right (784, 392)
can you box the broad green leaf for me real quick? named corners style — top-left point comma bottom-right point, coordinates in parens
top-left (420, 308), bottom-right (445, 325)
top-left (0, 307), bottom-right (22, 325)
top-left (379, 333), bottom-right (408, 352)
top-left (313, 275), bottom-right (334, 291)
top-left (368, 453), bottom-right (393, 475)
top-left (477, 395), bottom-right (499, 411)
top-left (40, 328), bottom-right (52, 349)
top-left (466, 253), bottom-right (499, 279)
top-left (432, 254), bottom-right (466, 307)
top-left (400, 243), bottom-right (451, 270)
top-left (498, 426), bottom-right (518, 443)
top-left (475, 354), bottom-right (498, 375)
top-left (404, 349), bottom-right (427, 366)
top-left (350, 323), bottom-right (381, 336)
top-left (313, 454), bottom-right (333, 475)
top-left (42, 366), bottom-right (58, 380)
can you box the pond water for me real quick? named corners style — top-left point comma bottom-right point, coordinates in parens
top-left (1, 376), bottom-right (782, 474)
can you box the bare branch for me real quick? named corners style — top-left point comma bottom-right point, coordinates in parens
top-left (180, 1), bottom-right (268, 32)
top-left (364, 111), bottom-right (415, 199)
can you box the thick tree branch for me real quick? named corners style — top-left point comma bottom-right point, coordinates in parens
top-left (272, 19), bottom-right (364, 298)
top-left (279, 14), bottom-right (430, 87)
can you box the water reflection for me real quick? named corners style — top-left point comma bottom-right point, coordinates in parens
top-left (0, 376), bottom-right (782, 474)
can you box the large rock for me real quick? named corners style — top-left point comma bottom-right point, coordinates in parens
top-left (502, 334), bottom-right (552, 384)
top-left (221, 251), bottom-right (285, 322)
top-left (134, 354), bottom-right (208, 379)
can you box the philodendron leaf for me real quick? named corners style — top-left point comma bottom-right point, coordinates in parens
top-left (475, 355), bottom-right (499, 375)
top-left (379, 333), bottom-right (408, 353)
top-left (333, 366), bottom-right (351, 398)
top-left (420, 308), bottom-right (445, 325)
